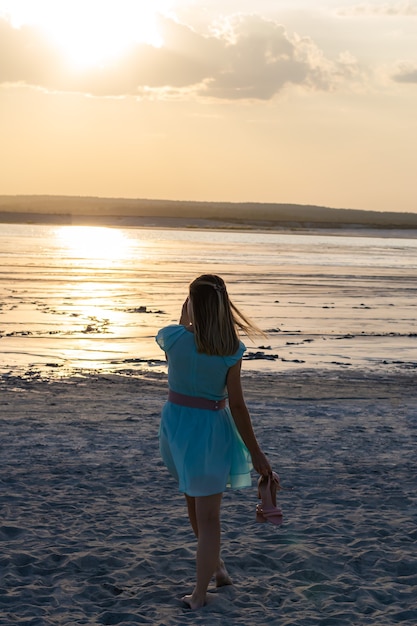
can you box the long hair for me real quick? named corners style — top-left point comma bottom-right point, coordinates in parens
top-left (189, 274), bottom-right (264, 356)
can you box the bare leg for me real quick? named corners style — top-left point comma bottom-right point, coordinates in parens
top-left (185, 494), bottom-right (198, 537)
top-left (185, 495), bottom-right (232, 589)
top-left (182, 493), bottom-right (223, 609)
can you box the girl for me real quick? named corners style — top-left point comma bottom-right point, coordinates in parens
top-left (156, 274), bottom-right (271, 610)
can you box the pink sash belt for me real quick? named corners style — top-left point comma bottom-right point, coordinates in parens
top-left (168, 389), bottom-right (227, 411)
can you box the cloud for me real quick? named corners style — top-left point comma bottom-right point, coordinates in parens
top-left (0, 14), bottom-right (362, 100)
top-left (391, 63), bottom-right (417, 82)
top-left (0, 19), bottom-right (66, 86)
top-left (196, 15), bottom-right (309, 100)
top-left (337, 1), bottom-right (417, 17)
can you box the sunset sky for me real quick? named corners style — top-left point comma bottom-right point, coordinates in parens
top-left (0, 0), bottom-right (416, 213)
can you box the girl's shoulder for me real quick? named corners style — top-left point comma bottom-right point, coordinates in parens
top-left (156, 326), bottom-right (246, 363)
top-left (156, 324), bottom-right (188, 352)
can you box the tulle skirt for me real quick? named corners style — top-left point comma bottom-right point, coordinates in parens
top-left (159, 402), bottom-right (253, 497)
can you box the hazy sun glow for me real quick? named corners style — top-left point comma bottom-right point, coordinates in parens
top-left (0, 0), bottom-right (166, 68)
top-left (56, 226), bottom-right (134, 261)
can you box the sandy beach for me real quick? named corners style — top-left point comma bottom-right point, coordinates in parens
top-left (2, 367), bottom-right (417, 625)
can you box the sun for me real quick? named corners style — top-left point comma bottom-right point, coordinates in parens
top-left (0, 0), bottom-right (168, 69)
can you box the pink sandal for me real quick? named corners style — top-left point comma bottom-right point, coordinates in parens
top-left (256, 472), bottom-right (283, 525)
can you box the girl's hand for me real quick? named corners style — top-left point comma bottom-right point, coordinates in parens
top-left (251, 449), bottom-right (272, 476)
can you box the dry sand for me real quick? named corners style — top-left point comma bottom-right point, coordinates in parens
top-left (1, 368), bottom-right (416, 625)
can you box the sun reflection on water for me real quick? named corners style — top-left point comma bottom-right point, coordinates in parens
top-left (52, 227), bottom-right (137, 367)
top-left (55, 226), bottom-right (135, 262)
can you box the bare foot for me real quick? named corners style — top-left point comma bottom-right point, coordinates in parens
top-left (182, 593), bottom-right (206, 610)
top-left (215, 560), bottom-right (233, 587)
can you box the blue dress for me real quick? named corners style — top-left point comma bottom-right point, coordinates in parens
top-left (156, 324), bottom-right (253, 497)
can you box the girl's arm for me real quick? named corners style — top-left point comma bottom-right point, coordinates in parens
top-left (226, 360), bottom-right (271, 476)
top-left (179, 297), bottom-right (191, 326)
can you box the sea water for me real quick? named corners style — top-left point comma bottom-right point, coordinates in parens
top-left (1, 223), bottom-right (416, 376)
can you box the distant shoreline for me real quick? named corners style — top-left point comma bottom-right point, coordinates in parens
top-left (1, 194), bottom-right (417, 233)
top-left (2, 212), bottom-right (417, 240)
